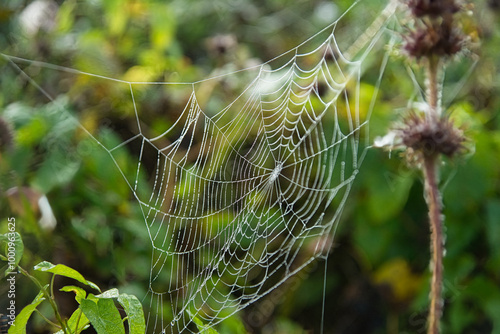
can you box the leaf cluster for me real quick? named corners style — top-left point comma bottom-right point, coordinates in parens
top-left (1, 233), bottom-right (145, 334)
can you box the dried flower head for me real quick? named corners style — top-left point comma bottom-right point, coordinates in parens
top-left (404, 23), bottom-right (465, 59)
top-left (375, 110), bottom-right (467, 165)
top-left (398, 111), bottom-right (466, 160)
top-left (407, 0), bottom-right (461, 18)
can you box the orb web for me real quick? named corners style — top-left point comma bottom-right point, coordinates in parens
top-left (1, 1), bottom-right (398, 332)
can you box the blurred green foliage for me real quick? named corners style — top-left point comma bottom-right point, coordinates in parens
top-left (1, 0), bottom-right (500, 333)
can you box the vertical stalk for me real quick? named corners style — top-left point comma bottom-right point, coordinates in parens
top-left (426, 57), bottom-right (441, 121)
top-left (423, 155), bottom-right (443, 334)
top-left (19, 265), bottom-right (70, 334)
top-left (424, 54), bottom-right (444, 334)
top-left (396, 2), bottom-right (466, 333)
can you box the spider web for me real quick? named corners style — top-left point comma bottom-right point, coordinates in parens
top-left (2, 1), bottom-right (397, 332)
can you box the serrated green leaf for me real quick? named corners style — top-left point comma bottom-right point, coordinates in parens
top-left (34, 261), bottom-right (101, 292)
top-left (8, 291), bottom-right (45, 334)
top-left (117, 293), bottom-right (146, 334)
top-left (2, 232), bottom-right (24, 276)
top-left (80, 297), bottom-right (125, 334)
top-left (60, 285), bottom-right (87, 303)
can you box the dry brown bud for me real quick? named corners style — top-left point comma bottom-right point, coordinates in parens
top-left (406, 0), bottom-right (461, 18)
top-left (403, 23), bottom-right (464, 59)
top-left (397, 111), bottom-right (466, 160)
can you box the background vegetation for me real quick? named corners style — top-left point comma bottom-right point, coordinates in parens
top-left (1, 0), bottom-right (499, 333)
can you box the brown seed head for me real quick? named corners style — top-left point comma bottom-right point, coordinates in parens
top-left (398, 112), bottom-right (466, 160)
top-left (407, 0), bottom-right (461, 18)
top-left (404, 23), bottom-right (464, 59)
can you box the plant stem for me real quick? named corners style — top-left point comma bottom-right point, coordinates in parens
top-left (423, 155), bottom-right (443, 334)
top-left (18, 265), bottom-right (71, 334)
top-left (402, 2), bottom-right (466, 332)
top-left (35, 309), bottom-right (62, 329)
top-left (424, 56), bottom-right (444, 334)
top-left (426, 56), bottom-right (441, 122)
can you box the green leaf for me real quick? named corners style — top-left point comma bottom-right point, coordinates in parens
top-left (34, 261), bottom-right (101, 292)
top-left (150, 4), bottom-right (175, 51)
top-left (60, 308), bottom-right (90, 334)
top-left (486, 200), bottom-right (500, 256)
top-left (1, 232), bottom-right (24, 276)
top-left (96, 288), bottom-right (120, 299)
top-left (33, 152), bottom-right (81, 193)
top-left (186, 310), bottom-right (219, 334)
top-left (103, 0), bottom-right (128, 36)
top-left (60, 285), bottom-right (87, 303)
top-left (56, 0), bottom-right (76, 33)
top-left (117, 293), bottom-right (146, 334)
top-left (80, 297), bottom-right (125, 334)
top-left (8, 291), bottom-right (45, 334)
top-left (16, 116), bottom-right (49, 147)
top-left (466, 276), bottom-right (500, 334)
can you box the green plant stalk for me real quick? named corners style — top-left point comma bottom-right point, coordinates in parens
top-left (18, 265), bottom-right (71, 334)
top-left (424, 56), bottom-right (444, 334)
top-left (74, 307), bottom-right (83, 333)
top-left (35, 309), bottom-right (61, 328)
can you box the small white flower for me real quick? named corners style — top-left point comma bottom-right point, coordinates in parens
top-left (374, 130), bottom-right (401, 149)
top-left (38, 195), bottom-right (57, 231)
